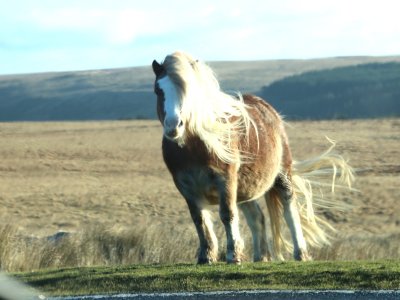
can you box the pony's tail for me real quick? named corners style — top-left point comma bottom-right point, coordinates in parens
top-left (266, 139), bottom-right (355, 260)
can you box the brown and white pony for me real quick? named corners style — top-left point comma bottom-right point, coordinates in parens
top-left (152, 51), bottom-right (353, 264)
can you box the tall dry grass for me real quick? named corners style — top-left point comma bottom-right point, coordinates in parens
top-left (313, 233), bottom-right (400, 260)
top-left (0, 223), bottom-right (196, 272)
top-left (1, 222), bottom-right (399, 272)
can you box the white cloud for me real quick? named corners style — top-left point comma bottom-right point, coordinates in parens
top-left (1, 0), bottom-right (400, 74)
top-left (23, 7), bottom-right (163, 45)
top-left (103, 10), bottom-right (158, 44)
top-left (28, 8), bottom-right (104, 30)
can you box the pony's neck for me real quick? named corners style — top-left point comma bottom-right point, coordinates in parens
top-left (164, 56), bottom-right (256, 164)
top-left (181, 87), bottom-right (253, 164)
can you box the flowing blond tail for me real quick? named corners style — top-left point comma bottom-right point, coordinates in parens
top-left (266, 139), bottom-right (355, 260)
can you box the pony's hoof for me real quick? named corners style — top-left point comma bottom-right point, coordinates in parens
top-left (294, 249), bottom-right (312, 261)
top-left (197, 257), bottom-right (216, 265)
top-left (227, 258), bottom-right (241, 265)
top-left (254, 255), bottom-right (271, 262)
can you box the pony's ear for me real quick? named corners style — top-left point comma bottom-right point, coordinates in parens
top-left (152, 60), bottom-right (164, 76)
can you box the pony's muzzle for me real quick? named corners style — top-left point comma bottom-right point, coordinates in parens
top-left (164, 118), bottom-right (184, 140)
top-left (165, 128), bottom-right (178, 139)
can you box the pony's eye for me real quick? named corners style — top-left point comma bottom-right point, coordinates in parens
top-left (155, 89), bottom-right (165, 102)
top-left (155, 86), bottom-right (164, 96)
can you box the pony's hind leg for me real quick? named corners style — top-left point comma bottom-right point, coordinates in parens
top-left (275, 175), bottom-right (311, 261)
top-left (239, 200), bottom-right (271, 262)
top-left (185, 198), bottom-right (218, 264)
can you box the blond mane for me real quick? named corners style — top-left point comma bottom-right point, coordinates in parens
top-left (162, 51), bottom-right (256, 164)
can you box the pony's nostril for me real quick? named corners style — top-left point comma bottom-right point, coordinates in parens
top-left (166, 128), bottom-right (178, 138)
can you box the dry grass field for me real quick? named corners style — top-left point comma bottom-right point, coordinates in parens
top-left (0, 119), bottom-right (399, 271)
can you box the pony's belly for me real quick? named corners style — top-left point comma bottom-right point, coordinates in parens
top-left (174, 163), bottom-right (280, 205)
top-left (236, 153), bottom-right (282, 201)
top-left (237, 171), bottom-right (277, 202)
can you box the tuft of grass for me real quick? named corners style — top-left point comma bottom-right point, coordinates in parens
top-left (1, 223), bottom-right (400, 273)
top-left (13, 261), bottom-right (400, 296)
top-left (0, 223), bottom-right (198, 272)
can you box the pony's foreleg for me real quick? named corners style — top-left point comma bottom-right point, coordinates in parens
top-left (185, 198), bottom-right (218, 264)
top-left (239, 200), bottom-right (271, 262)
top-left (276, 176), bottom-right (311, 261)
top-left (218, 172), bottom-right (244, 264)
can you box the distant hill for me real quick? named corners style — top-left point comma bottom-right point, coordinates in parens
top-left (0, 67), bottom-right (154, 121)
top-left (0, 56), bottom-right (400, 121)
top-left (258, 62), bottom-right (400, 119)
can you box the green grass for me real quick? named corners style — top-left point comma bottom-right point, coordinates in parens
top-left (13, 261), bottom-right (400, 296)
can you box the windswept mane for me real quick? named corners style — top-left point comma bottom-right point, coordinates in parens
top-left (162, 51), bottom-right (256, 164)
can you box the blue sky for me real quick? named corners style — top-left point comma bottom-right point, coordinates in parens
top-left (1, 0), bottom-right (399, 75)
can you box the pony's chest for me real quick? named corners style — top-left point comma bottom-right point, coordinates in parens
top-left (162, 138), bottom-right (221, 203)
top-left (174, 167), bottom-right (221, 204)
top-left (162, 136), bottom-right (213, 173)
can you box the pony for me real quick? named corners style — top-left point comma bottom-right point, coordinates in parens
top-left (151, 51), bottom-right (354, 263)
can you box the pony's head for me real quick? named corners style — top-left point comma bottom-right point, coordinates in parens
top-left (151, 51), bottom-right (194, 143)
top-left (152, 51), bottom-right (255, 163)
